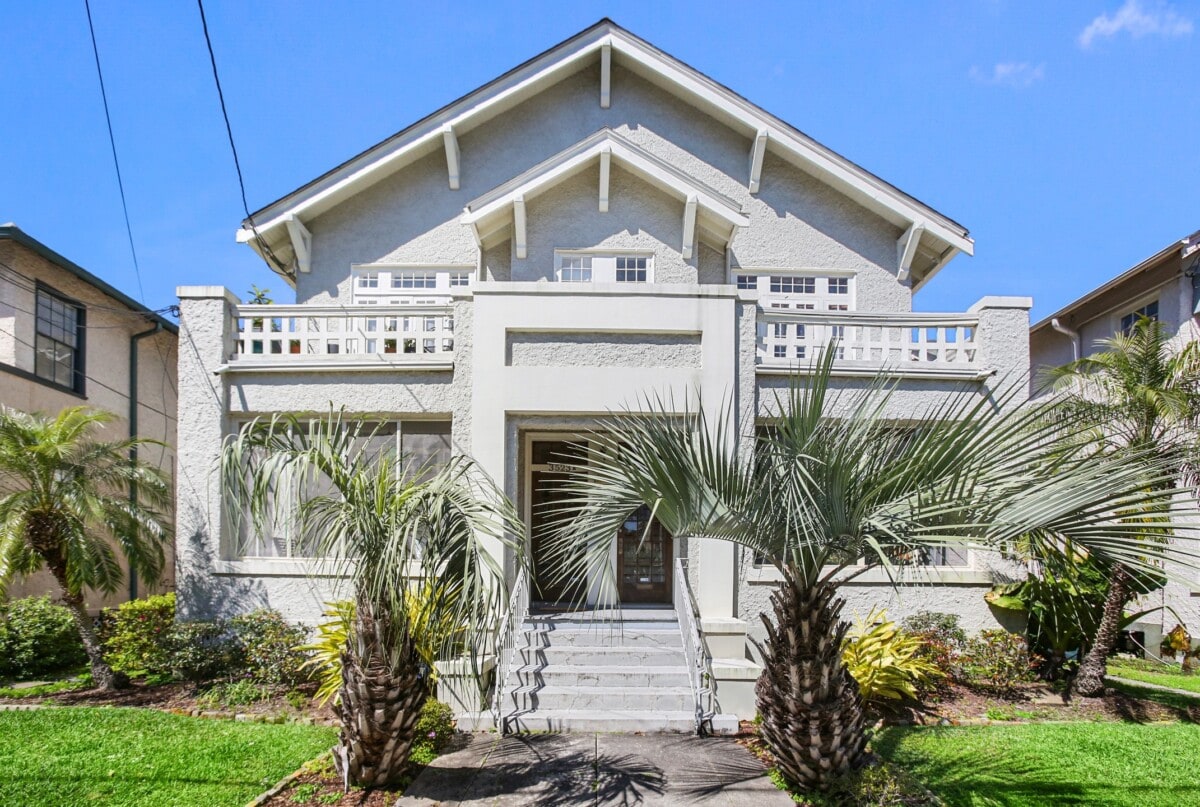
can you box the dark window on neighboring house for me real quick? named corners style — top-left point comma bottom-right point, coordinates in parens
top-left (35, 288), bottom-right (84, 392)
top-left (1120, 301), bottom-right (1159, 334)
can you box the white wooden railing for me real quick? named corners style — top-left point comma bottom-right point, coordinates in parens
top-left (757, 309), bottom-right (982, 376)
top-left (231, 304), bottom-right (454, 364)
top-left (674, 558), bottom-right (714, 734)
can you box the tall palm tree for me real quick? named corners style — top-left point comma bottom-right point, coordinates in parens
top-left (223, 412), bottom-right (522, 788)
top-left (544, 350), bottom-right (1195, 794)
top-left (0, 406), bottom-right (172, 690)
top-left (1046, 317), bottom-right (1200, 697)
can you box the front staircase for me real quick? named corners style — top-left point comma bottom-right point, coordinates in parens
top-left (497, 606), bottom-right (735, 734)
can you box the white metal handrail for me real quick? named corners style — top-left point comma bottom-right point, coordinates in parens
top-left (757, 308), bottom-right (980, 373)
top-left (674, 557), bottom-right (714, 734)
top-left (490, 567), bottom-right (529, 730)
top-left (231, 303), bottom-right (455, 362)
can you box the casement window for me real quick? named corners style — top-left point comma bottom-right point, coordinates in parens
top-left (769, 276), bottom-right (815, 295)
top-left (736, 275), bottom-right (756, 290)
top-left (554, 252), bottom-right (654, 283)
top-left (236, 420), bottom-right (452, 559)
top-left (34, 287), bottom-right (84, 393)
top-left (828, 277), bottom-right (849, 295)
top-left (1119, 300), bottom-right (1159, 335)
top-left (449, 272), bottom-right (471, 287)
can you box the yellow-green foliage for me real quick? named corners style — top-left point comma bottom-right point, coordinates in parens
top-left (296, 601), bottom-right (354, 706)
top-left (842, 609), bottom-right (942, 703)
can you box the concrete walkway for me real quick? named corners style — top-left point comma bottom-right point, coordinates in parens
top-left (394, 733), bottom-right (794, 806)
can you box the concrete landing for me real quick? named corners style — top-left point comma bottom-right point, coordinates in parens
top-left (394, 732), bottom-right (792, 806)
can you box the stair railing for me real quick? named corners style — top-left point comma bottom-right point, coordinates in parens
top-left (490, 566), bottom-right (529, 730)
top-left (674, 557), bottom-right (715, 734)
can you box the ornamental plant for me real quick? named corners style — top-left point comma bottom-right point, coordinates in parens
top-left (841, 609), bottom-right (942, 703)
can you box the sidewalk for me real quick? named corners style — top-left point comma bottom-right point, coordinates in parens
top-left (394, 732), bottom-right (794, 806)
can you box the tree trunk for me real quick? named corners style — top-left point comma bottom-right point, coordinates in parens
top-left (333, 602), bottom-right (426, 789)
top-left (755, 569), bottom-right (867, 793)
top-left (1071, 567), bottom-right (1129, 698)
top-left (45, 562), bottom-right (126, 691)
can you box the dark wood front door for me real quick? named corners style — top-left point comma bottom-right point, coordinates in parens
top-left (530, 469), bottom-right (572, 603)
top-left (617, 505), bottom-right (673, 603)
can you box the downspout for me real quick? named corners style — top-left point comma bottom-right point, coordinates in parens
top-left (128, 321), bottom-right (162, 601)
top-left (1050, 318), bottom-right (1080, 362)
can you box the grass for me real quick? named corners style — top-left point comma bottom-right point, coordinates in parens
top-left (0, 707), bottom-right (336, 807)
top-left (1108, 659), bottom-right (1200, 694)
top-left (1106, 679), bottom-right (1200, 713)
top-left (873, 722), bottom-right (1200, 806)
top-left (0, 676), bottom-right (91, 699)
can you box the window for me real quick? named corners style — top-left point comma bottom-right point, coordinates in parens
top-left (392, 272), bottom-right (437, 289)
top-left (449, 272), bottom-right (471, 287)
top-left (557, 255), bottom-right (593, 282)
top-left (828, 277), bottom-right (849, 295)
top-left (35, 288), bottom-right (83, 392)
top-left (358, 272), bottom-right (379, 289)
top-left (736, 275), bottom-right (757, 290)
top-left (919, 546), bottom-right (970, 567)
top-left (770, 276), bottom-right (815, 295)
top-left (1119, 300), bottom-right (1159, 334)
top-left (615, 256), bottom-right (649, 283)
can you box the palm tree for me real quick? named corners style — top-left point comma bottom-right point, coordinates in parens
top-left (544, 350), bottom-right (1194, 794)
top-left (223, 412), bottom-right (522, 788)
top-left (1046, 317), bottom-right (1200, 697)
top-left (0, 406), bottom-right (172, 690)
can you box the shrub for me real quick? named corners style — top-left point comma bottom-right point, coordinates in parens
top-left (409, 699), bottom-right (455, 766)
top-left (960, 629), bottom-right (1037, 692)
top-left (230, 609), bottom-right (310, 686)
top-left (96, 593), bottom-right (175, 680)
top-left (901, 611), bottom-right (967, 686)
top-left (842, 609), bottom-right (942, 704)
top-left (196, 679), bottom-right (272, 709)
top-left (0, 596), bottom-right (87, 680)
top-left (166, 620), bottom-right (242, 685)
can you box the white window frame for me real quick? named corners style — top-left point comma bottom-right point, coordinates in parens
top-left (733, 268), bottom-right (857, 312)
top-left (554, 250), bottom-right (655, 284)
top-left (1114, 295), bottom-right (1160, 336)
top-left (350, 264), bottom-right (473, 304)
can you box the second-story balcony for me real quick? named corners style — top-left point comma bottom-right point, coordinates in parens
top-left (229, 304), bottom-right (456, 370)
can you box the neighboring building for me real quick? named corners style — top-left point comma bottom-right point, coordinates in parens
top-left (0, 224), bottom-right (178, 611)
top-left (175, 20), bottom-right (1031, 729)
top-left (1030, 230), bottom-right (1200, 655)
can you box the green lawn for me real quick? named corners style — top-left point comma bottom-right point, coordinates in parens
top-left (1108, 660), bottom-right (1200, 694)
top-left (0, 707), bottom-right (336, 807)
top-left (873, 723), bottom-right (1200, 807)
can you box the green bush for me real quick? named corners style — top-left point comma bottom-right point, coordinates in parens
top-left (96, 593), bottom-right (175, 680)
top-left (229, 609), bottom-right (310, 686)
top-left (901, 611), bottom-right (967, 685)
top-left (166, 620), bottom-right (242, 685)
top-left (960, 629), bottom-right (1037, 692)
top-left (0, 596), bottom-right (86, 680)
top-left (409, 699), bottom-right (455, 766)
top-left (842, 610), bottom-right (942, 704)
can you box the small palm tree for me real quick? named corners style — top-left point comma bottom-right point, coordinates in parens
top-left (545, 351), bottom-right (1193, 794)
top-left (1046, 317), bottom-right (1200, 697)
top-left (223, 413), bottom-right (522, 788)
top-left (0, 406), bottom-right (171, 690)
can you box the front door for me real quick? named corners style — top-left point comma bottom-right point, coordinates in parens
top-left (617, 505), bottom-right (673, 604)
top-left (529, 440), bottom-right (588, 604)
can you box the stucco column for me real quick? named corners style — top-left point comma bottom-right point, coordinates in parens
top-left (174, 286), bottom-right (239, 619)
top-left (969, 295), bottom-right (1033, 408)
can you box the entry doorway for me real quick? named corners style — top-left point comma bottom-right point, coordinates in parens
top-left (526, 436), bottom-right (673, 607)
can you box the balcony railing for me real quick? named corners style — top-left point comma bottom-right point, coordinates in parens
top-left (230, 304), bottom-right (455, 367)
top-left (757, 309), bottom-right (983, 377)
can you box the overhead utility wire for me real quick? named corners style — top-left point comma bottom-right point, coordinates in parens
top-left (83, 0), bottom-right (145, 303)
top-left (194, 0), bottom-right (292, 280)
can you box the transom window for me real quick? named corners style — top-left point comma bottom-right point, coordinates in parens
top-left (1119, 300), bottom-right (1159, 334)
top-left (739, 272), bottom-right (856, 311)
top-left (35, 288), bottom-right (83, 392)
top-left (555, 252), bottom-right (654, 283)
top-left (351, 267), bottom-right (472, 303)
top-left (393, 272), bottom-right (436, 289)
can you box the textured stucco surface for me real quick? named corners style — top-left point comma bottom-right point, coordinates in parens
top-left (506, 331), bottom-right (702, 368)
top-left (0, 240), bottom-right (177, 611)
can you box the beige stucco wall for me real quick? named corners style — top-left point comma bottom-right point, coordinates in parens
top-left (0, 239), bottom-right (178, 612)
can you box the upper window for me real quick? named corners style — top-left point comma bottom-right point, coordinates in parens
top-left (555, 252), bottom-right (653, 283)
top-left (35, 289), bottom-right (83, 392)
top-left (770, 276), bottom-right (815, 295)
top-left (1119, 300), bottom-right (1159, 334)
top-left (392, 272), bottom-right (437, 290)
top-left (449, 272), bottom-right (471, 287)
top-left (358, 272), bottom-right (379, 289)
top-left (351, 267), bottom-right (471, 303)
top-left (828, 277), bottom-right (849, 295)
top-left (736, 275), bottom-right (756, 290)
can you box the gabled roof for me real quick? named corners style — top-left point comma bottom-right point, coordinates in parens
top-left (0, 224), bottom-right (178, 334)
top-left (240, 19), bottom-right (972, 284)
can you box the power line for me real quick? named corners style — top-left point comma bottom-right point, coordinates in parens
top-left (82, 0), bottom-right (145, 304)
top-left (194, 0), bottom-right (292, 280)
top-left (0, 259), bottom-right (176, 320)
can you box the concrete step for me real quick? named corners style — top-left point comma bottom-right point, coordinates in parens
top-left (516, 645), bottom-right (686, 667)
top-left (508, 685), bottom-right (695, 712)
top-left (519, 628), bottom-right (683, 649)
top-left (512, 664), bottom-right (691, 688)
top-left (502, 708), bottom-right (699, 734)
top-left (525, 607), bottom-right (679, 625)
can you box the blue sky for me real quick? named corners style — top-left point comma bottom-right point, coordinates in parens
top-left (3, 1), bottom-right (1197, 322)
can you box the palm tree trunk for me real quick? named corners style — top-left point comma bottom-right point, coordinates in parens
top-left (1071, 567), bottom-right (1129, 698)
top-left (755, 568), bottom-right (867, 793)
top-left (45, 562), bottom-right (126, 691)
top-left (333, 603), bottom-right (426, 789)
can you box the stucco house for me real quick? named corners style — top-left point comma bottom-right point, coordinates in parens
top-left (1030, 230), bottom-right (1200, 656)
top-left (175, 20), bottom-right (1031, 731)
top-left (0, 224), bottom-right (178, 611)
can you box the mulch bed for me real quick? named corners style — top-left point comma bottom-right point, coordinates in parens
top-left (258, 763), bottom-right (402, 807)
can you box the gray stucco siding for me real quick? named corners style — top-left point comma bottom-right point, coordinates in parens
top-left (226, 372), bottom-right (459, 417)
